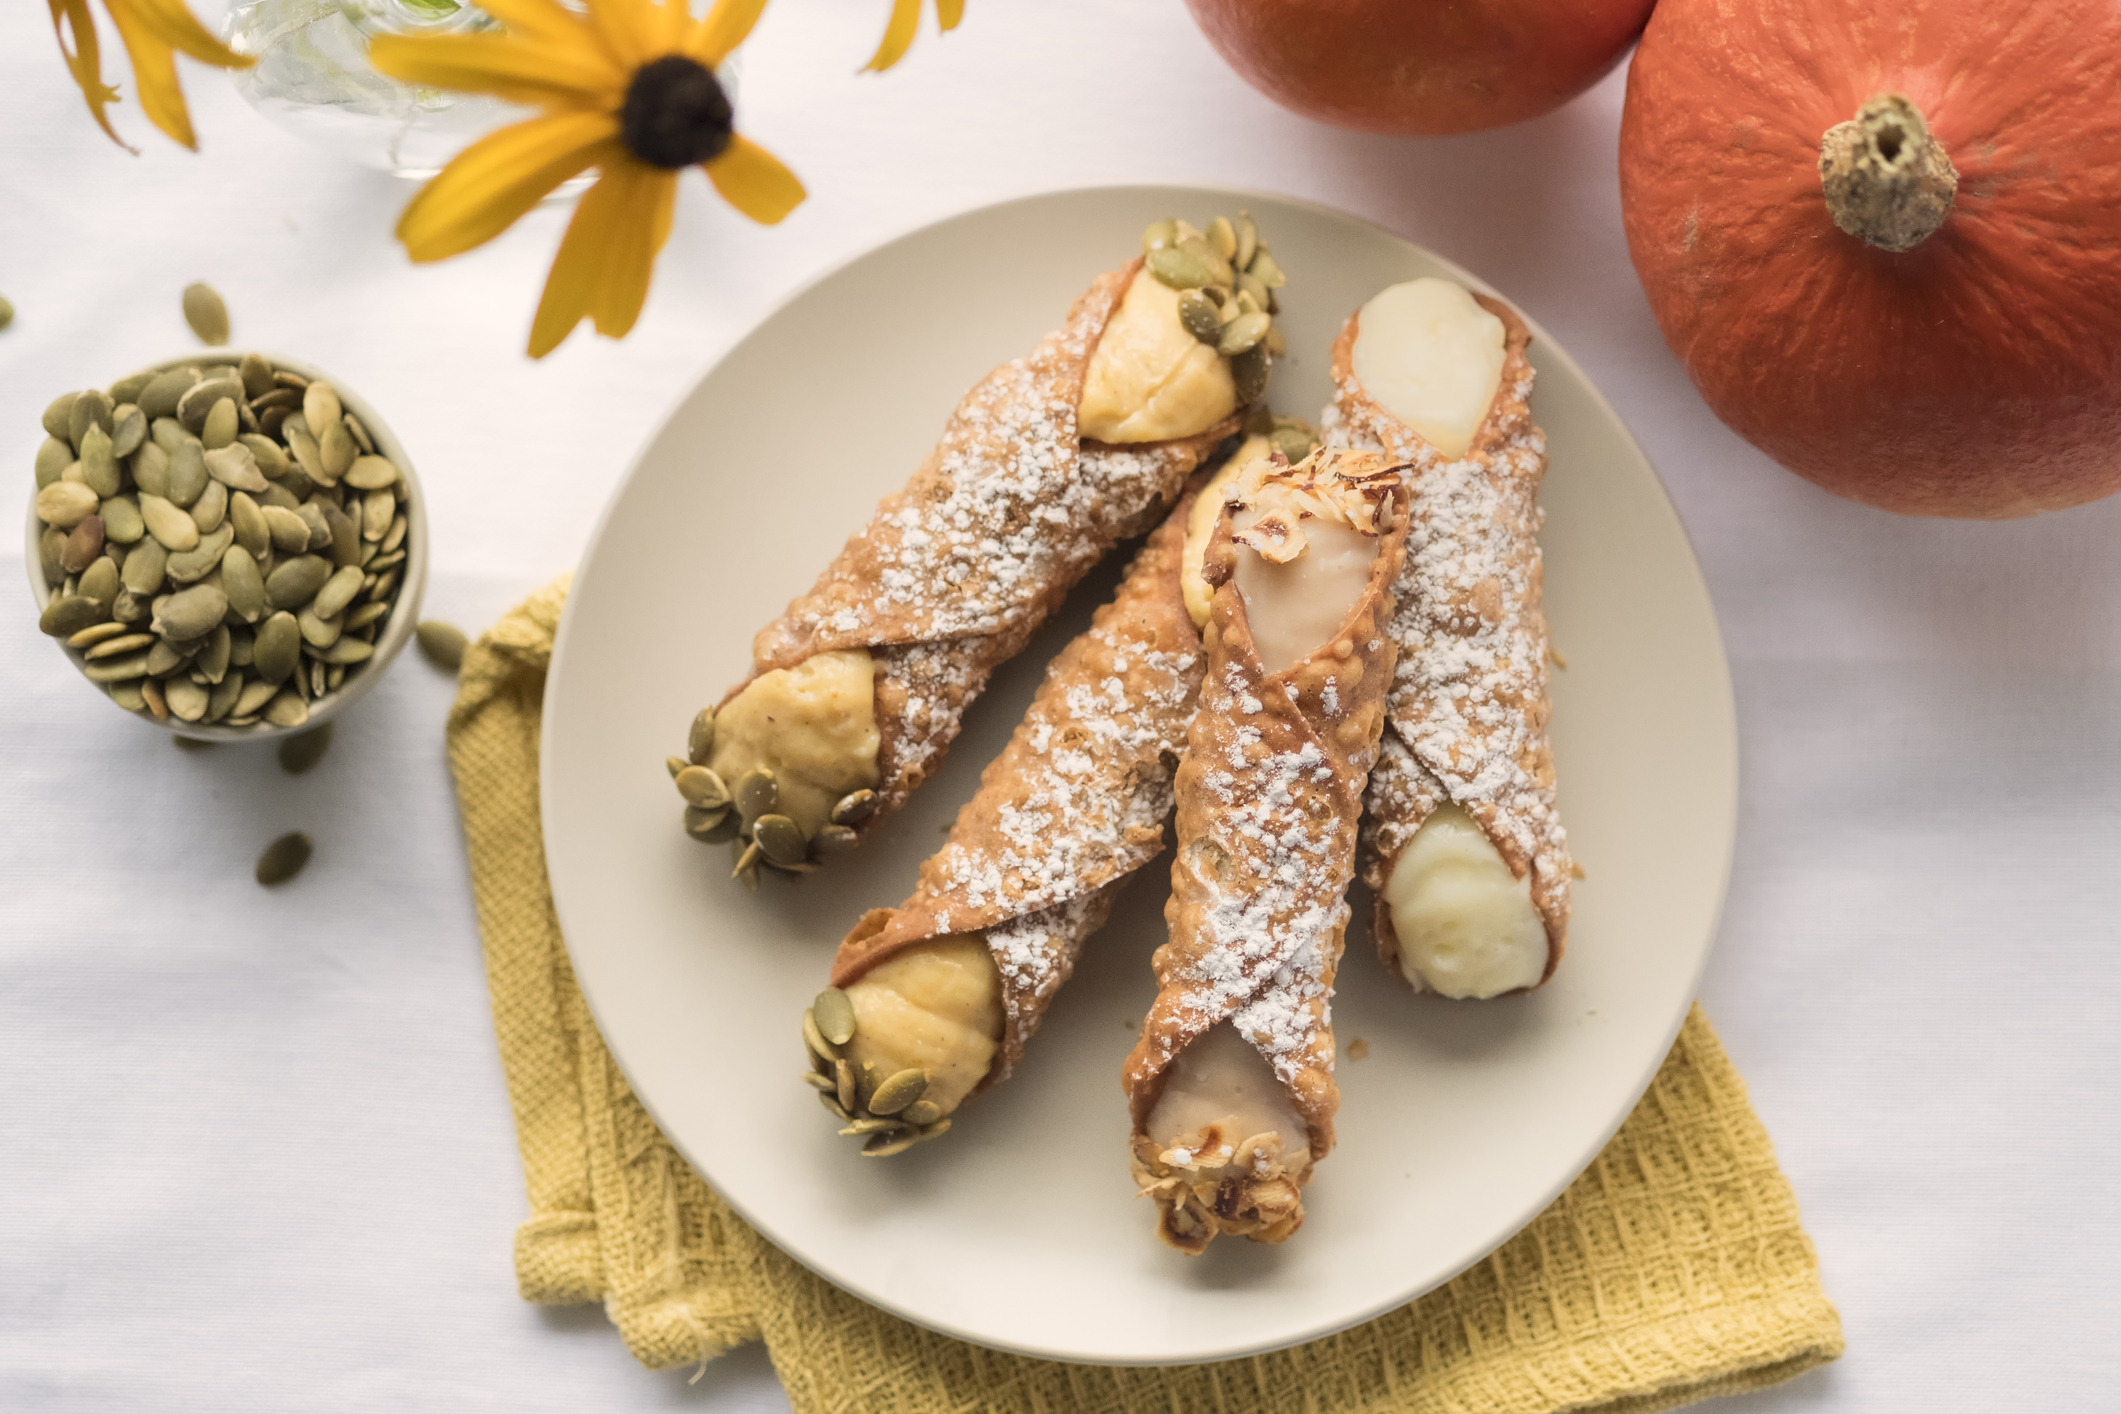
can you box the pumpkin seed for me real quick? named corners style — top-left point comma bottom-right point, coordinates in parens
top-left (203, 443), bottom-right (267, 493)
top-left (43, 391), bottom-right (79, 441)
top-left (167, 441), bottom-right (210, 508)
top-left (832, 1057), bottom-right (859, 1112)
top-left (1232, 342), bottom-right (1270, 404)
top-left (261, 505), bottom-right (310, 553)
top-left (345, 600), bottom-right (388, 631)
top-left (675, 765), bottom-right (730, 809)
top-left (139, 370), bottom-right (197, 419)
top-left (176, 377), bottom-right (241, 431)
top-left (1246, 248), bottom-right (1285, 288)
top-left (263, 689), bottom-right (309, 727)
top-left (752, 813), bottom-right (807, 866)
top-left (201, 397), bottom-right (238, 450)
top-left (235, 352), bottom-right (272, 399)
top-left (139, 494), bottom-right (200, 552)
top-left (800, 1070), bottom-right (835, 1092)
top-left (320, 501), bottom-right (359, 565)
top-left (35, 480), bottom-right (99, 530)
top-left (860, 1130), bottom-right (922, 1158)
top-left (302, 381), bottom-right (342, 434)
top-left (234, 432), bottom-right (289, 480)
top-left (809, 824), bottom-right (857, 856)
top-left (818, 1091), bottom-right (851, 1122)
top-left (228, 492), bottom-right (269, 559)
top-left (197, 624), bottom-right (233, 683)
top-left (145, 639), bottom-right (185, 676)
top-left (1234, 212), bottom-right (1258, 272)
top-left (130, 440), bottom-right (170, 499)
top-left (829, 789), bottom-right (878, 826)
top-left (810, 988), bottom-right (856, 1046)
top-left (40, 596), bottom-right (106, 638)
top-left (916, 1116), bottom-right (952, 1141)
top-left (108, 403), bottom-right (147, 458)
top-left (314, 637), bottom-right (373, 665)
top-left (100, 495), bottom-right (143, 545)
top-left (152, 583), bottom-right (228, 641)
top-left (382, 515), bottom-right (408, 554)
top-left (1141, 219), bottom-right (1178, 252)
top-left (683, 806), bottom-right (738, 843)
top-left (317, 419), bottom-right (354, 481)
top-left (252, 612), bottom-right (301, 685)
top-left (802, 1007), bottom-right (841, 1062)
top-left (60, 517), bottom-right (106, 574)
top-left (164, 524), bottom-right (233, 584)
top-left (1178, 288), bottom-right (1224, 344)
top-left (118, 539), bottom-right (167, 595)
top-left (1176, 235), bottom-right (1235, 288)
top-left (1146, 245), bottom-right (1215, 290)
top-left (868, 1067), bottom-right (928, 1116)
top-left (82, 649), bottom-right (151, 682)
top-left (415, 620), bottom-right (467, 671)
top-left (232, 679), bottom-right (278, 718)
top-left (265, 553), bottom-right (330, 610)
top-left (34, 436), bottom-right (72, 487)
top-left (70, 620), bottom-right (133, 650)
top-left (189, 479), bottom-right (228, 534)
top-left (206, 671), bottom-right (244, 722)
top-left (285, 423), bottom-right (324, 482)
top-left (736, 767), bottom-right (778, 821)
top-left (164, 676), bottom-right (209, 721)
top-left (77, 556), bottom-right (119, 608)
top-left (255, 831), bottom-right (314, 887)
top-left (311, 564), bottom-right (364, 620)
top-left (70, 389), bottom-right (114, 448)
top-left (297, 605), bottom-right (343, 649)
top-left (277, 722), bottom-right (333, 774)
top-left (137, 677), bottom-right (167, 719)
top-left (344, 454), bottom-right (398, 491)
top-left (109, 679), bottom-right (147, 712)
top-left (38, 529), bottom-right (65, 586)
top-left (900, 1099), bottom-right (943, 1128)
top-left (182, 283), bottom-right (230, 344)
top-left (1217, 311), bottom-right (1270, 357)
top-left (1207, 215), bottom-right (1237, 261)
top-left (686, 707), bottom-right (716, 763)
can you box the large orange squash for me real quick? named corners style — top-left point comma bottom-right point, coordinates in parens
top-left (1185, 0), bottom-right (1655, 137)
top-left (1620, 0), bottom-right (2121, 518)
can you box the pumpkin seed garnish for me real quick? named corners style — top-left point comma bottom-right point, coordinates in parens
top-left (802, 1007), bottom-right (842, 1063)
top-left (1217, 311), bottom-right (1270, 357)
top-left (812, 988), bottom-right (856, 1046)
top-left (1141, 219), bottom-right (1178, 253)
top-left (800, 1070), bottom-right (835, 1092)
top-left (867, 1067), bottom-right (928, 1116)
top-left (834, 1058), bottom-right (858, 1112)
top-left (814, 824), bottom-right (860, 855)
top-left (861, 1130), bottom-right (922, 1158)
top-left (752, 813), bottom-right (807, 866)
top-left (1232, 343), bottom-right (1270, 404)
top-left (818, 1092), bottom-right (851, 1123)
top-left (687, 707), bottom-right (716, 764)
top-left (1146, 246), bottom-right (1215, 290)
top-left (675, 765), bottom-right (731, 809)
top-left (1207, 216), bottom-right (1237, 262)
top-left (735, 767), bottom-right (778, 822)
top-left (683, 806), bottom-right (739, 843)
top-left (1178, 288), bottom-right (1223, 344)
top-left (829, 789), bottom-right (878, 826)
top-left (839, 1117), bottom-right (905, 1137)
top-left (900, 1099), bottom-right (944, 1128)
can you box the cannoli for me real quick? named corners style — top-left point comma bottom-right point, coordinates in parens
top-left (667, 214), bottom-right (1297, 886)
top-left (796, 427), bottom-right (1316, 1155)
top-left (1321, 278), bottom-right (1571, 1000)
top-left (1125, 448), bottom-right (1410, 1254)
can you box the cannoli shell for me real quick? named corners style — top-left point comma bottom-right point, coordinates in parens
top-left (1124, 458), bottom-right (1412, 1168)
top-left (831, 501), bottom-right (1205, 1092)
top-left (737, 260), bottom-right (1241, 827)
top-left (1322, 295), bottom-right (1572, 984)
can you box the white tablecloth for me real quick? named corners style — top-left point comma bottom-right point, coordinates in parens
top-left (5, 2), bottom-right (2118, 1408)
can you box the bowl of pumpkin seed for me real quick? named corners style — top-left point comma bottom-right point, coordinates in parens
top-left (24, 351), bottom-right (428, 738)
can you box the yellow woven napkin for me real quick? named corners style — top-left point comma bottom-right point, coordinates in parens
top-left (446, 577), bottom-right (1843, 1414)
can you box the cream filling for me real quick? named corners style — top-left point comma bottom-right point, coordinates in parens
top-left (707, 649), bottom-right (881, 838)
top-left (843, 935), bottom-right (1004, 1117)
top-left (1078, 272), bottom-right (1238, 444)
top-left (1146, 1022), bottom-right (1308, 1173)
top-left (1351, 278), bottom-right (1506, 460)
top-left (1182, 435), bottom-right (1275, 629)
top-left (1384, 803), bottom-right (1547, 998)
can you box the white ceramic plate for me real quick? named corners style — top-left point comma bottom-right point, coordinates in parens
top-left (542, 186), bottom-right (1736, 1365)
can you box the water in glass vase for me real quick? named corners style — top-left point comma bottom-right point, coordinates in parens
top-left (223, 0), bottom-right (528, 177)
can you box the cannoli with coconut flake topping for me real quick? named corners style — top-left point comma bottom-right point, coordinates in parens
top-left (1124, 447), bottom-right (1409, 1253)
top-left (667, 214), bottom-right (1297, 886)
top-left (1322, 278), bottom-right (1571, 1000)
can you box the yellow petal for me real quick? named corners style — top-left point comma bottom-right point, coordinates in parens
top-left (705, 135), bottom-right (804, 225)
top-left (106, 0), bottom-right (250, 68)
top-left (102, 0), bottom-right (196, 149)
top-left (46, 0), bottom-right (129, 149)
top-left (528, 159), bottom-right (676, 357)
top-left (369, 33), bottom-right (621, 105)
top-left (689, 0), bottom-right (767, 66)
top-left (936, 0), bottom-right (964, 31)
top-left (397, 114), bottom-right (622, 262)
top-left (862, 0), bottom-right (920, 71)
top-left (582, 0), bottom-right (660, 71)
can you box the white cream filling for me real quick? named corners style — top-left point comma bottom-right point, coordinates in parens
top-left (1232, 515), bottom-right (1379, 674)
top-left (1351, 278), bottom-right (1506, 460)
top-left (1078, 272), bottom-right (1238, 444)
top-left (1147, 1022), bottom-right (1307, 1170)
top-left (1384, 804), bottom-right (1547, 998)
top-left (1182, 434), bottom-right (1274, 630)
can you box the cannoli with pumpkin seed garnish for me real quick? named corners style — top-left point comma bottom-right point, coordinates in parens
top-left (1320, 279), bottom-right (1571, 1000)
top-left (1124, 447), bottom-right (1410, 1254)
top-left (667, 213), bottom-right (1296, 887)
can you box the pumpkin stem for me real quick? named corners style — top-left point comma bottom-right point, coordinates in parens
top-left (1819, 93), bottom-right (1958, 252)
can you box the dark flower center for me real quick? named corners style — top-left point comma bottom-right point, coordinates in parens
top-left (620, 55), bottom-right (733, 169)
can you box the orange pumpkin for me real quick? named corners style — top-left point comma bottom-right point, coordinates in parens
top-left (1620, 0), bottom-right (2121, 518)
top-left (1185, 0), bottom-right (1654, 137)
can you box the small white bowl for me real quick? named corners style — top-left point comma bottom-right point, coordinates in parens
top-left (24, 351), bottom-right (429, 742)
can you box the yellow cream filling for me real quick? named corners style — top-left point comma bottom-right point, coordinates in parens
top-left (1078, 273), bottom-right (1238, 444)
top-left (843, 935), bottom-right (1004, 1118)
top-left (708, 649), bottom-right (881, 838)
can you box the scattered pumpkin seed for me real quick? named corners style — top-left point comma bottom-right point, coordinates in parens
top-left (182, 283), bottom-right (231, 345)
top-left (255, 831), bottom-right (313, 885)
top-left (415, 620), bottom-right (466, 671)
top-left (277, 722), bottom-right (333, 774)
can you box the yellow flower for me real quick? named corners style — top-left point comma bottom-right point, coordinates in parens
top-left (47, 0), bottom-right (254, 151)
top-left (371, 0), bottom-right (804, 358)
top-left (864, 0), bottom-right (963, 72)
